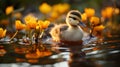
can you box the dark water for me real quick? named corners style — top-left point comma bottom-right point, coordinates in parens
top-left (0, 36), bottom-right (120, 67)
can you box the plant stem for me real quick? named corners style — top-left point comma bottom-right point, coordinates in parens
top-left (10, 30), bottom-right (18, 41)
top-left (39, 30), bottom-right (44, 39)
top-left (89, 24), bottom-right (95, 40)
top-left (30, 29), bottom-right (33, 45)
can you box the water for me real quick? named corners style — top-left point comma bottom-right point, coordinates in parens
top-left (0, 36), bottom-right (120, 67)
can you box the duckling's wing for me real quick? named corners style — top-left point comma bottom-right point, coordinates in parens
top-left (50, 24), bottom-right (68, 41)
top-left (59, 24), bottom-right (68, 32)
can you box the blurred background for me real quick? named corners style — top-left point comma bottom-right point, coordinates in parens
top-left (0, 0), bottom-right (120, 34)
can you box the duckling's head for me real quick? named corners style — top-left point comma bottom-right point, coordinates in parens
top-left (66, 10), bottom-right (82, 27)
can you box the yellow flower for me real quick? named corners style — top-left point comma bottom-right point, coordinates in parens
top-left (101, 9), bottom-right (107, 18)
top-left (12, 12), bottom-right (22, 19)
top-left (26, 21), bottom-right (37, 29)
top-left (93, 25), bottom-right (105, 37)
top-left (90, 16), bottom-right (100, 25)
top-left (39, 3), bottom-right (52, 14)
top-left (85, 8), bottom-right (95, 18)
top-left (24, 14), bottom-right (36, 23)
top-left (81, 13), bottom-right (87, 22)
top-left (48, 11), bottom-right (59, 22)
top-left (15, 20), bottom-right (26, 30)
top-left (94, 25), bottom-right (105, 32)
top-left (101, 7), bottom-right (114, 18)
top-left (50, 11), bottom-right (59, 19)
top-left (24, 15), bottom-right (37, 29)
top-left (53, 3), bottom-right (70, 14)
top-left (6, 6), bottom-right (14, 15)
top-left (114, 8), bottom-right (119, 15)
top-left (0, 28), bottom-right (7, 38)
top-left (38, 20), bottom-right (50, 29)
top-left (62, 3), bottom-right (70, 13)
top-left (106, 7), bottom-right (114, 18)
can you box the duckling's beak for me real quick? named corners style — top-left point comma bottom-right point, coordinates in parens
top-left (78, 21), bottom-right (86, 27)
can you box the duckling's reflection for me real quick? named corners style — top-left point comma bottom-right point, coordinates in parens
top-left (52, 43), bottom-right (95, 67)
top-left (67, 45), bottom-right (87, 67)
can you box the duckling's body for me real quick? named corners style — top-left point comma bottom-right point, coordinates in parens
top-left (50, 10), bottom-right (84, 45)
top-left (61, 25), bottom-right (83, 41)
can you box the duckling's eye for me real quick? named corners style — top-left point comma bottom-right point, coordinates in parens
top-left (69, 16), bottom-right (77, 20)
top-left (72, 17), bottom-right (77, 20)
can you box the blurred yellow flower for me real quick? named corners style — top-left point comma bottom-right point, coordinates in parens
top-left (85, 8), bottom-right (95, 18)
top-left (101, 10), bottom-right (107, 19)
top-left (37, 20), bottom-right (50, 29)
top-left (15, 20), bottom-right (26, 30)
top-left (12, 12), bottom-right (22, 19)
top-left (48, 11), bottom-right (59, 21)
top-left (106, 7), bottom-right (114, 18)
top-left (6, 6), bottom-right (14, 15)
top-left (81, 13), bottom-right (87, 22)
top-left (90, 16), bottom-right (100, 25)
top-left (101, 7), bottom-right (114, 18)
top-left (47, 3), bottom-right (70, 22)
top-left (39, 3), bottom-right (52, 14)
top-left (62, 3), bottom-right (70, 13)
top-left (50, 11), bottom-right (59, 19)
top-left (24, 14), bottom-right (36, 23)
top-left (53, 3), bottom-right (70, 14)
top-left (0, 28), bottom-right (7, 38)
top-left (24, 15), bottom-right (37, 29)
top-left (94, 25), bottom-right (105, 32)
top-left (114, 8), bottom-right (119, 15)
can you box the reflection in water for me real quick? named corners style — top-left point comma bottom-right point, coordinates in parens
top-left (16, 58), bottom-right (26, 62)
top-left (0, 36), bottom-right (120, 67)
top-left (0, 45), bottom-right (6, 56)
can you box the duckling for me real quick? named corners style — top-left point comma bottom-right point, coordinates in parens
top-left (50, 10), bottom-right (85, 45)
